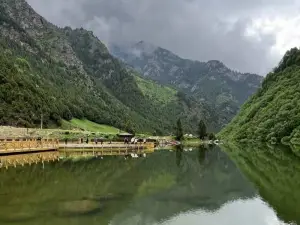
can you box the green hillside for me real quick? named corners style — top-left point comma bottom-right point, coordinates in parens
top-left (0, 0), bottom-right (222, 135)
top-left (111, 42), bottom-right (263, 127)
top-left (64, 119), bottom-right (120, 134)
top-left (219, 48), bottom-right (300, 144)
top-left (0, 40), bottom-right (149, 131)
top-left (134, 76), bottom-right (177, 104)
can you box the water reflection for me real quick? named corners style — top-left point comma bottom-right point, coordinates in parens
top-left (159, 198), bottom-right (287, 225)
top-left (175, 145), bottom-right (183, 167)
top-left (0, 151), bottom-right (60, 169)
top-left (197, 145), bottom-right (207, 165)
top-left (175, 144), bottom-right (208, 167)
top-left (221, 142), bottom-right (300, 225)
top-left (0, 144), bottom-right (297, 225)
top-left (109, 145), bottom-right (256, 225)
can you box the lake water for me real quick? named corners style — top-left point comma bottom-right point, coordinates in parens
top-left (0, 143), bottom-right (299, 225)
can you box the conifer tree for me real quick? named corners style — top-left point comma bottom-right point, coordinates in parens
top-left (198, 120), bottom-right (207, 140)
top-left (175, 119), bottom-right (183, 141)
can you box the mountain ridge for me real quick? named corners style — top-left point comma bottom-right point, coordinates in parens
top-left (110, 41), bottom-right (263, 126)
top-left (111, 41), bottom-right (262, 85)
top-left (0, 0), bottom-right (224, 133)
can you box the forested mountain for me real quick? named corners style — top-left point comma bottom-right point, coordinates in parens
top-left (219, 48), bottom-right (300, 144)
top-left (0, 0), bottom-right (148, 132)
top-left (111, 41), bottom-right (263, 126)
top-left (0, 0), bottom-right (223, 134)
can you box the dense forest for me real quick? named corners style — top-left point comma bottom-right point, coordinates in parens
top-left (219, 48), bottom-right (300, 144)
top-left (0, 39), bottom-right (154, 131)
top-left (0, 0), bottom-right (221, 134)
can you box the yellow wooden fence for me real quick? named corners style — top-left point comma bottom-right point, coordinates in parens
top-left (0, 139), bottom-right (59, 152)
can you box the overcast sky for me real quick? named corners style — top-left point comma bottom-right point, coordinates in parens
top-left (27, 0), bottom-right (300, 75)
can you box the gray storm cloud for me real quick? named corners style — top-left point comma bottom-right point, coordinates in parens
top-left (27, 0), bottom-right (298, 75)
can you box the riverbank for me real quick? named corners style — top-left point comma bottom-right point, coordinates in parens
top-left (0, 125), bottom-right (212, 148)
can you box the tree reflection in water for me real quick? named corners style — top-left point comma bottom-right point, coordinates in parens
top-left (175, 145), bottom-right (183, 167)
top-left (197, 144), bottom-right (207, 165)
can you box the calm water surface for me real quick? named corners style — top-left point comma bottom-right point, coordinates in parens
top-left (0, 143), bottom-right (299, 225)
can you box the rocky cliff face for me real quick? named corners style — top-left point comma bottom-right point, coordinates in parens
top-left (111, 41), bottom-right (263, 124)
top-left (1, 0), bottom-right (84, 70)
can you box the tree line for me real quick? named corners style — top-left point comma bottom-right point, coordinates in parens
top-left (175, 118), bottom-right (216, 141)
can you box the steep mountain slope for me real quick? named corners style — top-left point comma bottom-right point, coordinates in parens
top-left (0, 0), bottom-right (221, 134)
top-left (219, 48), bottom-right (300, 144)
top-left (0, 0), bottom-right (152, 132)
top-left (63, 28), bottom-right (221, 132)
top-left (111, 41), bottom-right (263, 125)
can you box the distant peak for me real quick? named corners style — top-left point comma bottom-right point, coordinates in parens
top-left (134, 40), bottom-right (156, 48)
top-left (207, 60), bottom-right (225, 68)
top-left (132, 41), bottom-right (157, 56)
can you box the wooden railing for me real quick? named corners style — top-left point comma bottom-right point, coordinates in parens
top-left (0, 139), bottom-right (59, 152)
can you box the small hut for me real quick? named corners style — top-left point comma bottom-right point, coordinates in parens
top-left (117, 132), bottom-right (134, 141)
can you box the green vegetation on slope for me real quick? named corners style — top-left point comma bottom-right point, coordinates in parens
top-left (64, 119), bottom-right (120, 134)
top-left (0, 0), bottom-right (162, 133)
top-left (0, 0), bottom-right (221, 135)
top-left (0, 49), bottom-right (59, 127)
top-left (111, 42), bottom-right (263, 128)
top-left (135, 75), bottom-right (177, 104)
top-left (0, 40), bottom-right (148, 131)
top-left (64, 28), bottom-right (219, 133)
top-left (219, 48), bottom-right (300, 144)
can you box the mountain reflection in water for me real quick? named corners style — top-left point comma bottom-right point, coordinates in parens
top-left (0, 144), bottom-right (298, 225)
